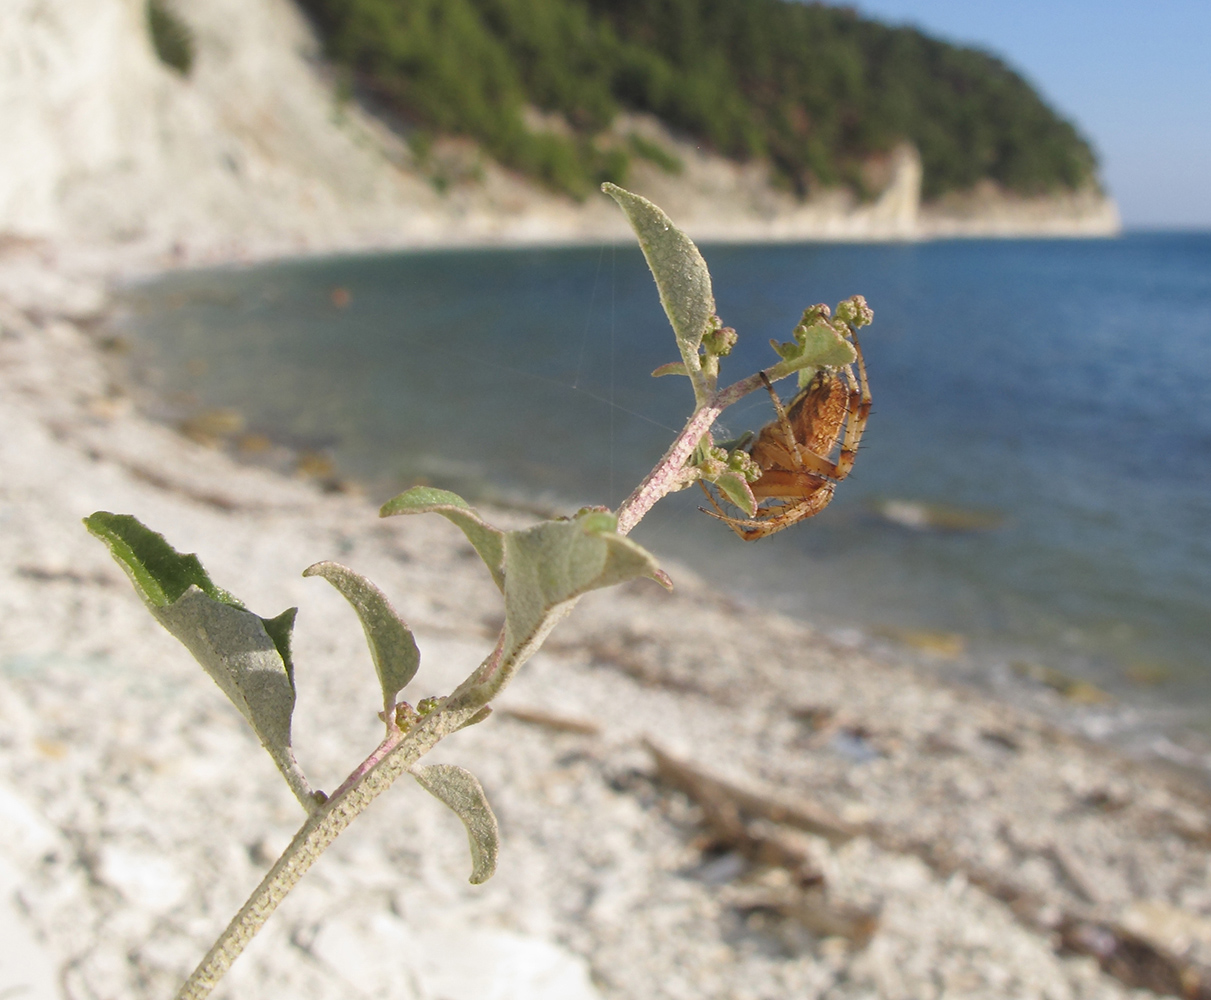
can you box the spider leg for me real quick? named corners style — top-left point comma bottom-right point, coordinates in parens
top-left (760, 370), bottom-right (800, 459)
top-left (700, 479), bottom-right (836, 541)
top-left (767, 484), bottom-right (835, 526)
top-left (705, 485), bottom-right (837, 541)
top-left (833, 333), bottom-right (871, 481)
top-left (698, 481), bottom-right (765, 541)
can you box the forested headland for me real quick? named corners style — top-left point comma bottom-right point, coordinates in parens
top-left (297, 0), bottom-right (1099, 202)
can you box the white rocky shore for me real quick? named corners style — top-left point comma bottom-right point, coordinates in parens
top-left (3, 0), bottom-right (1118, 282)
top-left (4, 241), bottom-right (1211, 1000)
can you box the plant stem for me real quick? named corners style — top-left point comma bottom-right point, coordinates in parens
top-left (175, 366), bottom-right (771, 1000)
top-left (615, 403), bottom-right (720, 536)
top-left (615, 370), bottom-right (768, 536)
top-left (173, 701), bottom-right (479, 1000)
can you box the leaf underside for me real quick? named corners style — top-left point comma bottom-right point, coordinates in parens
top-left (715, 472), bottom-right (757, 516)
top-left (459, 509), bottom-right (663, 706)
top-left (602, 183), bottom-right (715, 363)
top-left (303, 561), bottom-right (420, 711)
top-left (413, 764), bottom-right (500, 884)
top-left (799, 323), bottom-right (857, 367)
top-left (380, 487), bottom-right (505, 591)
top-left (382, 492), bottom-right (664, 708)
top-left (771, 322), bottom-right (858, 389)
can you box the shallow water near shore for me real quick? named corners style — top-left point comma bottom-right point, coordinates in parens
top-left (115, 233), bottom-right (1211, 738)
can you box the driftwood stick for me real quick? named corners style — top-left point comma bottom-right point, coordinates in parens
top-left (875, 830), bottom-right (1211, 998)
top-left (645, 740), bottom-right (1211, 995)
top-left (644, 740), bottom-right (859, 846)
top-left (644, 740), bottom-right (878, 944)
top-left (497, 706), bottom-right (601, 735)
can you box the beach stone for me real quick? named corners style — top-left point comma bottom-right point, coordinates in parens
top-left (0, 856), bottom-right (63, 1000)
top-left (310, 914), bottom-right (601, 1000)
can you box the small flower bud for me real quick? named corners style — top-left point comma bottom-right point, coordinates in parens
top-left (801, 303), bottom-right (831, 326)
top-left (702, 326), bottom-right (738, 357)
top-left (727, 449), bottom-right (761, 482)
top-left (394, 701), bottom-right (420, 729)
top-left (835, 295), bottom-right (873, 328)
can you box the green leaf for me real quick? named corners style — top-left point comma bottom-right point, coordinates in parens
top-left (154, 587), bottom-right (314, 809)
top-left (650, 361), bottom-right (690, 378)
top-left (453, 510), bottom-right (663, 707)
top-left (716, 472), bottom-right (757, 517)
top-left (766, 322), bottom-right (858, 388)
top-left (797, 322), bottom-right (858, 369)
top-left (380, 487), bottom-right (505, 592)
top-left (83, 512), bottom-right (240, 608)
top-left (602, 183), bottom-right (715, 373)
top-left (303, 561), bottom-right (420, 711)
top-left (380, 486), bottom-right (470, 511)
top-left (260, 607), bottom-right (299, 688)
top-left (412, 764), bottom-right (499, 884)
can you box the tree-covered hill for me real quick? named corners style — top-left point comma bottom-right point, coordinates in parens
top-left (297, 0), bottom-right (1098, 202)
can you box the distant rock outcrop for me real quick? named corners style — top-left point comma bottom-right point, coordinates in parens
top-left (0, 0), bottom-right (1119, 274)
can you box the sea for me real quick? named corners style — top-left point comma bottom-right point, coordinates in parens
top-left (114, 232), bottom-right (1211, 757)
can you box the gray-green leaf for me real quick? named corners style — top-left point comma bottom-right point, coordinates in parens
top-left (303, 561), bottom-right (420, 712)
top-left (602, 183), bottom-right (715, 374)
top-left (154, 587), bottom-right (314, 809)
top-left (453, 510), bottom-right (663, 707)
top-left (380, 487), bottom-right (505, 592)
top-left (412, 764), bottom-right (499, 884)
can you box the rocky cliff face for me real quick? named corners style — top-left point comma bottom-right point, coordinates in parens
top-left (0, 0), bottom-right (456, 268)
top-left (0, 0), bottom-right (1119, 274)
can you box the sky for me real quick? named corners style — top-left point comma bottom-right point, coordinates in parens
top-left (847, 1), bottom-right (1211, 229)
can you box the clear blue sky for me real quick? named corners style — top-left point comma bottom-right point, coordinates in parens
top-left (848, 1), bottom-right (1211, 229)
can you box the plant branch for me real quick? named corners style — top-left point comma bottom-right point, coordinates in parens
top-left (714, 369), bottom-right (774, 410)
top-left (175, 362), bottom-right (770, 998)
top-left (173, 700), bottom-right (481, 1000)
top-left (615, 403), bottom-right (721, 536)
top-left (615, 370), bottom-right (772, 536)
top-left (167, 356), bottom-right (791, 1000)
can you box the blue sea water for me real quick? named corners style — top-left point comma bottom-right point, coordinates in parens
top-left (116, 233), bottom-right (1211, 730)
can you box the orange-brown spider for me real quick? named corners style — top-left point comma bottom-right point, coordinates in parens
top-left (701, 338), bottom-right (870, 540)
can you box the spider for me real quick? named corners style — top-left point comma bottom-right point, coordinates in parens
top-left (700, 337), bottom-right (870, 541)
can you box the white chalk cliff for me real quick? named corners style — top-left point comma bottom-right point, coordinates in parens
top-left (0, 0), bottom-right (1120, 272)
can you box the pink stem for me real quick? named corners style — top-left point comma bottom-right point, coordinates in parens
top-left (327, 729), bottom-right (406, 802)
top-left (614, 370), bottom-right (768, 536)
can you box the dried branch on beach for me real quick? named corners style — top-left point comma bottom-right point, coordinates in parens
top-left (645, 740), bottom-right (1211, 999)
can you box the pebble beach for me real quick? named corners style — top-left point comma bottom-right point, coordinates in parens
top-left (3, 245), bottom-right (1211, 1000)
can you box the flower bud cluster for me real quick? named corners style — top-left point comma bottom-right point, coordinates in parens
top-left (697, 315), bottom-right (739, 387)
top-left (701, 319), bottom-right (738, 358)
top-left (834, 295), bottom-right (873, 328)
top-left (767, 295), bottom-right (872, 388)
top-left (695, 443), bottom-right (760, 484)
